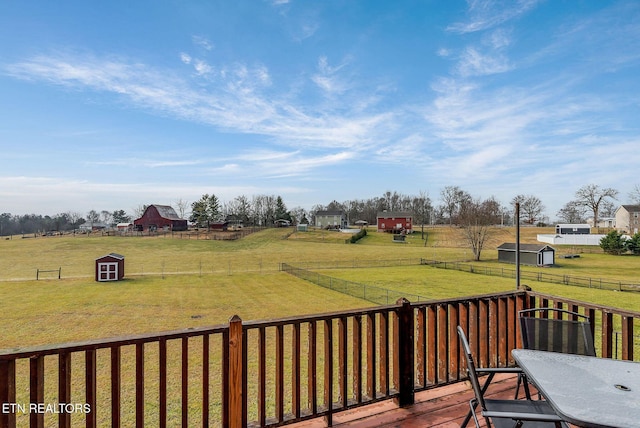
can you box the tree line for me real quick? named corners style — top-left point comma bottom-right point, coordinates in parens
top-left (2, 184), bottom-right (639, 237)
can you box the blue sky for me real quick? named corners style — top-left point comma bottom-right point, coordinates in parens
top-left (1, 1), bottom-right (639, 219)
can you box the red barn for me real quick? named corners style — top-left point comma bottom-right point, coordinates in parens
top-left (134, 204), bottom-right (187, 232)
top-left (95, 253), bottom-right (125, 282)
top-left (377, 211), bottom-right (413, 233)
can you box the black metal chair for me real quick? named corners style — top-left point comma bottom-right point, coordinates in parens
top-left (518, 308), bottom-right (595, 356)
top-left (458, 326), bottom-right (568, 428)
top-left (515, 308), bottom-right (595, 399)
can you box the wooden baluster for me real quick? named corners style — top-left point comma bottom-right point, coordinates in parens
top-left (307, 321), bottom-right (317, 415)
top-left (86, 350), bottom-right (97, 428)
top-left (338, 317), bottom-right (348, 409)
top-left (135, 344), bottom-right (144, 428)
top-left (276, 325), bottom-right (284, 422)
top-left (159, 339), bottom-right (167, 428)
top-left (258, 327), bottom-right (266, 426)
top-left (352, 315), bottom-right (363, 403)
top-left (292, 323), bottom-right (301, 418)
top-left (202, 335), bottom-right (210, 428)
top-left (30, 356), bottom-right (44, 428)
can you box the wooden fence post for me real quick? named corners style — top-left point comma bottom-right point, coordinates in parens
top-left (395, 298), bottom-right (415, 407)
top-left (228, 315), bottom-right (243, 428)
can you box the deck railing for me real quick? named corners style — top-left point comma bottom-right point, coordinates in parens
top-left (1, 289), bottom-right (639, 427)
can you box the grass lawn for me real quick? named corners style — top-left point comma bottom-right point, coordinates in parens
top-left (323, 265), bottom-right (640, 312)
top-left (1, 226), bottom-right (638, 349)
top-left (1, 226), bottom-right (638, 426)
top-left (0, 272), bottom-right (371, 349)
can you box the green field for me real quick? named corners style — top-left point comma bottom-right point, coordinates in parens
top-left (2, 226), bottom-right (639, 350)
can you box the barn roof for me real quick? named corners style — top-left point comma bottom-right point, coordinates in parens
top-left (497, 243), bottom-right (555, 253)
top-left (151, 204), bottom-right (182, 220)
top-left (377, 211), bottom-right (412, 218)
top-left (96, 253), bottom-right (125, 261)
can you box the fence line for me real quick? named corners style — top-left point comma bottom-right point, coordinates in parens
top-left (425, 260), bottom-right (640, 292)
top-left (285, 258), bottom-right (425, 270)
top-left (280, 262), bottom-right (431, 305)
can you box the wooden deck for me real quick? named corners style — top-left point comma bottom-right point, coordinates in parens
top-left (289, 373), bottom-right (520, 428)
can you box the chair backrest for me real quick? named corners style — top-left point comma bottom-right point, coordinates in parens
top-left (518, 308), bottom-right (596, 356)
top-left (457, 326), bottom-right (487, 411)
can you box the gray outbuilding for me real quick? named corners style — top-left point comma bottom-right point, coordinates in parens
top-left (555, 224), bottom-right (591, 234)
top-left (497, 243), bottom-right (555, 267)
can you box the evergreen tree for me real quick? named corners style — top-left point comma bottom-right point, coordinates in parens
top-left (627, 233), bottom-right (640, 255)
top-left (274, 196), bottom-right (291, 222)
top-left (599, 230), bottom-right (627, 255)
top-left (190, 194), bottom-right (220, 228)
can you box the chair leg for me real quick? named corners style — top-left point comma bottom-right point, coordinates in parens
top-left (461, 399), bottom-right (478, 427)
top-left (514, 373), bottom-right (532, 400)
top-left (462, 373), bottom-right (496, 426)
top-left (468, 399), bottom-right (482, 428)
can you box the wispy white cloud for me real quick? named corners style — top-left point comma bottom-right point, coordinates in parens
top-left (180, 53), bottom-right (192, 64)
top-left (257, 151), bottom-right (355, 178)
top-left (193, 59), bottom-right (213, 75)
top-left (192, 35), bottom-right (213, 51)
top-left (0, 175), bottom-right (309, 215)
top-left (5, 52), bottom-right (395, 152)
top-left (89, 158), bottom-right (205, 168)
top-left (447, 0), bottom-right (542, 34)
top-left (456, 47), bottom-right (512, 76)
top-left (311, 55), bottom-right (353, 94)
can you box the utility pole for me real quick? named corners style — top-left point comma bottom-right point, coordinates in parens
top-left (515, 202), bottom-right (520, 289)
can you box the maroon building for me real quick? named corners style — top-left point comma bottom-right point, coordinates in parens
top-left (134, 204), bottom-right (188, 232)
top-left (377, 211), bottom-right (413, 233)
top-left (95, 253), bottom-right (125, 282)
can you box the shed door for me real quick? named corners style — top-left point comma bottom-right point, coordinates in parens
top-left (542, 251), bottom-right (554, 266)
top-left (99, 262), bottom-right (118, 281)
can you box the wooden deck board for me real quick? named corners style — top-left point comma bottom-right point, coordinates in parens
top-left (288, 373), bottom-right (521, 428)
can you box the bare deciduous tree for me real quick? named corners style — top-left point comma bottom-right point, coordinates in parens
top-left (511, 195), bottom-right (545, 225)
top-left (629, 184), bottom-right (640, 204)
top-left (412, 190), bottom-right (433, 239)
top-left (574, 184), bottom-right (618, 227)
top-left (458, 196), bottom-right (502, 261)
top-left (132, 205), bottom-right (148, 219)
top-left (556, 201), bottom-right (586, 224)
top-left (440, 186), bottom-right (471, 225)
top-left (174, 198), bottom-right (189, 219)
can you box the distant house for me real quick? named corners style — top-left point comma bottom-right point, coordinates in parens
top-left (615, 205), bottom-right (640, 234)
top-left (133, 205), bottom-right (187, 232)
top-left (116, 223), bottom-right (133, 231)
top-left (497, 243), bottom-right (555, 267)
top-left (586, 217), bottom-right (616, 229)
top-left (79, 221), bottom-right (109, 232)
top-left (377, 212), bottom-right (413, 233)
top-left (315, 210), bottom-right (348, 229)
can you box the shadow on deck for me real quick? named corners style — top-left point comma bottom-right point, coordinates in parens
top-left (290, 374), bottom-right (518, 428)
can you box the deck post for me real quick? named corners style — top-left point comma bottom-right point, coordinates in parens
top-left (395, 298), bottom-right (415, 406)
top-left (0, 359), bottom-right (16, 428)
top-left (228, 315), bottom-right (244, 428)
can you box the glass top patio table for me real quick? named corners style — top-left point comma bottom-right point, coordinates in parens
top-left (512, 349), bottom-right (640, 428)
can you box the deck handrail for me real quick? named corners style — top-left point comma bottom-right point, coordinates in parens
top-left (1, 289), bottom-right (639, 427)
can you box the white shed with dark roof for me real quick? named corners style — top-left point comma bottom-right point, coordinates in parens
top-left (497, 243), bottom-right (555, 267)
